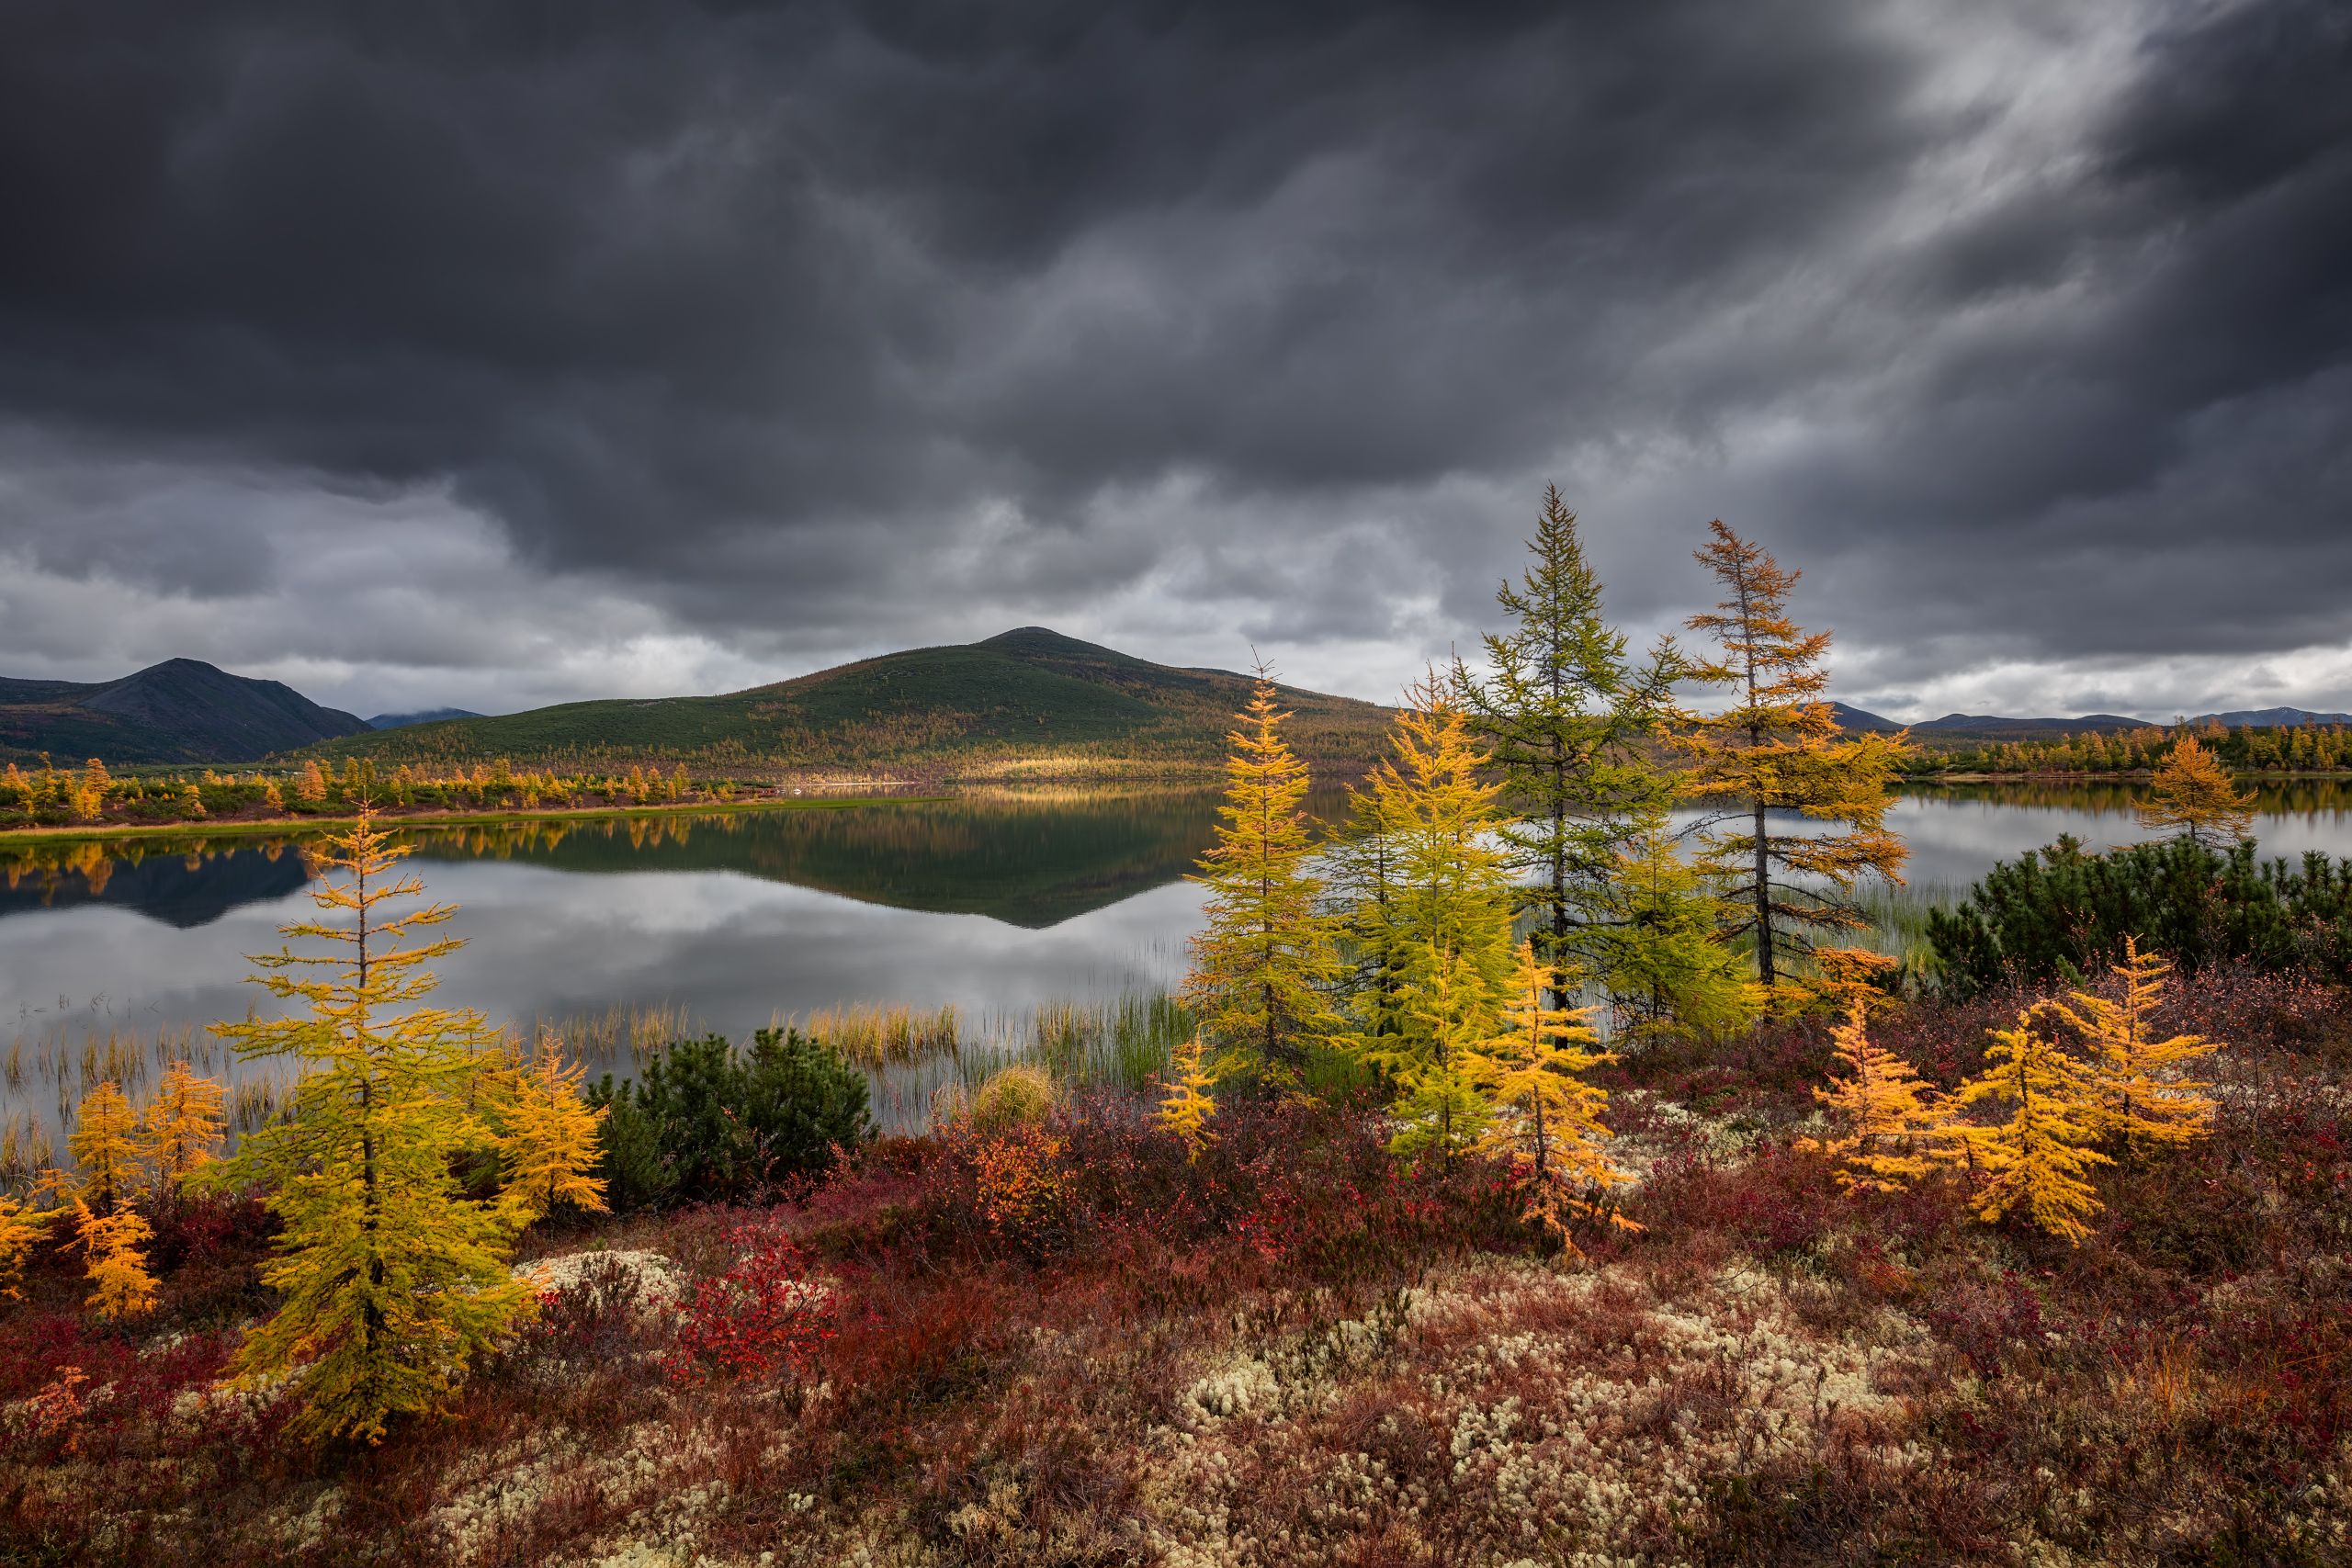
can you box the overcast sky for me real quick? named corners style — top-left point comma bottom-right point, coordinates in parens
top-left (2, 0), bottom-right (2346, 721)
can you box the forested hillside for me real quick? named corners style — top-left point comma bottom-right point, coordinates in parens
top-left (309, 627), bottom-right (1395, 776)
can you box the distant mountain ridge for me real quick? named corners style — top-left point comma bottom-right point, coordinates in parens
top-left (0, 659), bottom-right (370, 764)
top-left (1832, 703), bottom-right (2352, 745)
top-left (368, 707), bottom-right (483, 730)
top-left (2188, 707), bottom-right (2352, 728)
top-left (311, 626), bottom-right (1396, 776)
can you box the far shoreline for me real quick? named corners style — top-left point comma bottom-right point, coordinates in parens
top-left (0, 793), bottom-right (954, 850)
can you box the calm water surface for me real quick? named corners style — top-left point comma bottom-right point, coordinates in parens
top-left (6, 782), bottom-right (2351, 1131)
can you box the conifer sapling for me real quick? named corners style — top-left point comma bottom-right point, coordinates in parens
top-left (1157, 1032), bottom-right (1221, 1161)
top-left (1182, 671), bottom-right (1345, 1087)
top-left (1796, 1002), bottom-right (1957, 1192)
top-left (1463, 939), bottom-right (1634, 1247)
top-left (2041, 937), bottom-right (2220, 1149)
top-left (206, 803), bottom-right (531, 1443)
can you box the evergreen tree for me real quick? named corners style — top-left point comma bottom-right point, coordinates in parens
top-left (1464, 939), bottom-right (1633, 1246)
top-left (1680, 521), bottom-right (1911, 988)
top-left (2040, 937), bottom-right (2220, 1149)
top-left (141, 1060), bottom-right (227, 1206)
top-left (484, 1038), bottom-right (609, 1224)
top-left (1181, 673), bottom-right (1344, 1086)
top-left (1956, 1010), bottom-right (2112, 1244)
top-left (2138, 735), bottom-right (2255, 850)
top-left (1156, 1032), bottom-right (1220, 1161)
top-left (1796, 1003), bottom-right (1957, 1192)
top-left (1457, 487), bottom-right (1681, 1006)
top-left (205, 804), bottom-right (529, 1443)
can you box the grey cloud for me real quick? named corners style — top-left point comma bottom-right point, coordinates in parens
top-left (0, 0), bottom-right (2345, 717)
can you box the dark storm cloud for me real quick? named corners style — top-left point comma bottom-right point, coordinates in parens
top-left (0, 0), bottom-right (2346, 715)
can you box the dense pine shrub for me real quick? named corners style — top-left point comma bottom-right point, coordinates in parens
top-left (1927, 834), bottom-right (2352, 994)
top-left (588, 1028), bottom-right (871, 1209)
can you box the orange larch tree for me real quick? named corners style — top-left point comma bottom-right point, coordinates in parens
top-left (1464, 939), bottom-right (1634, 1247)
top-left (65, 1080), bottom-right (146, 1217)
top-left (2041, 937), bottom-right (2221, 1149)
top-left (1679, 521), bottom-right (1911, 989)
top-left (141, 1059), bottom-right (228, 1205)
top-left (484, 1037), bottom-right (609, 1224)
top-left (1797, 1002), bottom-right (1958, 1192)
top-left (2137, 735), bottom-right (2255, 849)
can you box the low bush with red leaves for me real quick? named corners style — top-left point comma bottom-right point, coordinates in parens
top-left (664, 1216), bottom-right (836, 1384)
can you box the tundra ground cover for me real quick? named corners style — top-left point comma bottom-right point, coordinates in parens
top-left (4, 964), bottom-right (2347, 1566)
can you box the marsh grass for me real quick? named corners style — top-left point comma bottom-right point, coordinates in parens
top-left (790, 1001), bottom-right (961, 1067)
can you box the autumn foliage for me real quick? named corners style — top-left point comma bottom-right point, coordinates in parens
top-left (1797, 1002), bottom-right (1958, 1192)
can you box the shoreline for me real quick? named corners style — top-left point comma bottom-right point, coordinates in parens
top-left (1902, 769), bottom-right (2352, 784)
top-left (0, 793), bottom-right (951, 850)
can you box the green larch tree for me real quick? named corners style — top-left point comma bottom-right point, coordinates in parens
top-left (1457, 487), bottom-right (1682, 1008)
top-left (1593, 818), bottom-right (1761, 1043)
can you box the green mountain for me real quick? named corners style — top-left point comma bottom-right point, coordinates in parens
top-left (0, 659), bottom-right (370, 764)
top-left (312, 627), bottom-right (1394, 776)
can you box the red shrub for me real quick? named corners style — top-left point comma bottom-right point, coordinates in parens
top-left (665, 1218), bottom-right (836, 1384)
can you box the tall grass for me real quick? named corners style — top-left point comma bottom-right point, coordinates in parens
top-left (802, 988), bottom-right (1195, 1133)
top-left (788, 1002), bottom-right (961, 1067)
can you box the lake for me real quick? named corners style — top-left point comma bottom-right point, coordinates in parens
top-left (6, 780), bottom-right (2351, 1139)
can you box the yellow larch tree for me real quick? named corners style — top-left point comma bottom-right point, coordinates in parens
top-left (1956, 1010), bottom-right (2113, 1244)
top-left (484, 1037), bottom-right (609, 1224)
top-left (1796, 1002), bottom-right (1958, 1192)
top-left (297, 759), bottom-right (328, 805)
top-left (205, 803), bottom-right (530, 1444)
top-left (1181, 672), bottom-right (1345, 1088)
top-left (1156, 1032), bottom-right (1221, 1161)
top-left (75, 758), bottom-right (110, 822)
top-left (2137, 735), bottom-right (2255, 850)
top-left (0, 1197), bottom-right (42, 1300)
top-left (1679, 521), bottom-right (1911, 989)
top-left (141, 1059), bottom-right (228, 1204)
top-left (2040, 937), bottom-right (2220, 1149)
top-left (1464, 939), bottom-right (1634, 1247)
top-left (66, 1080), bottom-right (147, 1216)
top-left (73, 1201), bottom-right (158, 1320)
top-left (1338, 674), bottom-right (1518, 1066)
